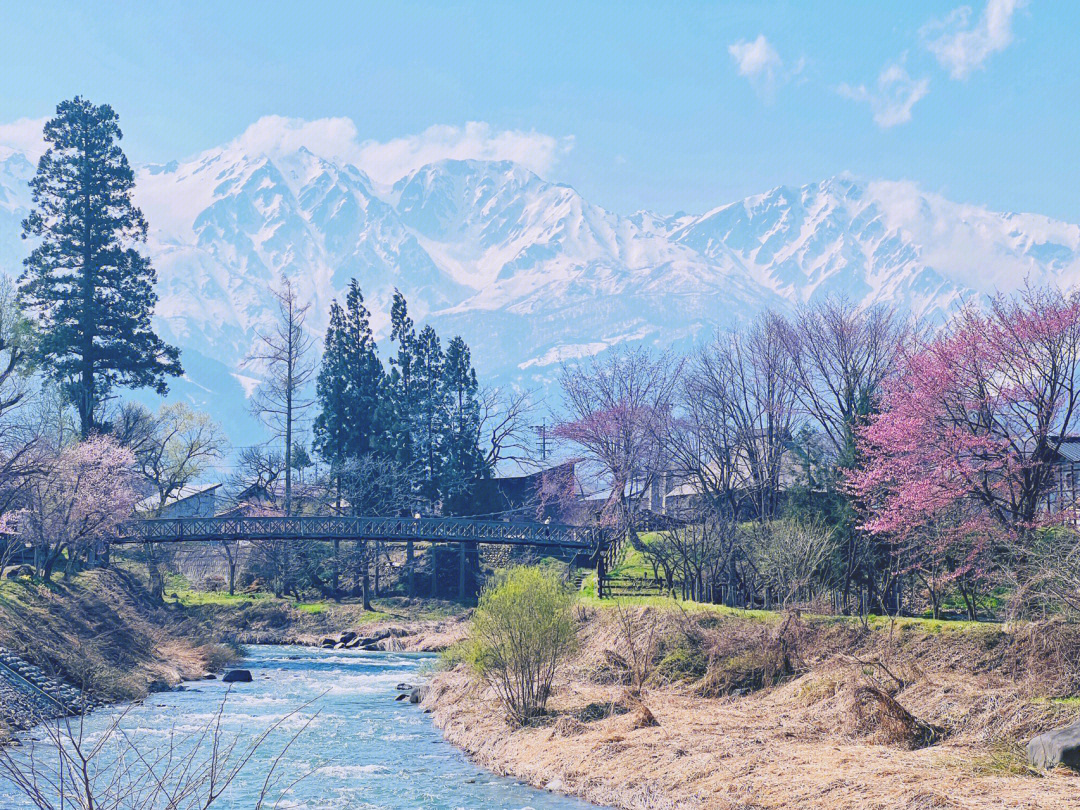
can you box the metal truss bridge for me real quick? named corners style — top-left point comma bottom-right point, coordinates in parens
top-left (113, 514), bottom-right (606, 554)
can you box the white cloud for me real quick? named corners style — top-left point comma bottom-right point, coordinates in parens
top-left (921, 0), bottom-right (1027, 80)
top-left (0, 117), bottom-right (47, 161)
top-left (226, 116), bottom-right (573, 185)
top-left (228, 115), bottom-right (363, 163)
top-left (839, 60), bottom-right (930, 129)
top-left (728, 35), bottom-right (801, 101)
top-left (355, 122), bottom-right (573, 185)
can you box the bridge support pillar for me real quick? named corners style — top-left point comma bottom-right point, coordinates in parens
top-left (332, 539), bottom-right (340, 599)
top-left (407, 541), bottom-right (415, 597)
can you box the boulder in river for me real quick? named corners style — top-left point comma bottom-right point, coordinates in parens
top-left (222, 669), bottom-right (253, 684)
top-left (339, 631), bottom-right (357, 644)
top-left (1028, 720), bottom-right (1080, 770)
top-left (408, 686), bottom-right (428, 704)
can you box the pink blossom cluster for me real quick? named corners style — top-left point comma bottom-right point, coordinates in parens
top-left (850, 287), bottom-right (1080, 567)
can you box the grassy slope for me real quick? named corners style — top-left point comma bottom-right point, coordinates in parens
top-left (0, 569), bottom-right (237, 708)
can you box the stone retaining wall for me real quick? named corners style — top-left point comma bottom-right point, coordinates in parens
top-left (0, 646), bottom-right (96, 730)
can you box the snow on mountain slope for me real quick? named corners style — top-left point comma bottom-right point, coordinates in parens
top-left (2, 137), bottom-right (1080, 445)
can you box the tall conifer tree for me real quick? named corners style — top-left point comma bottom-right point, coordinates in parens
top-left (412, 325), bottom-right (446, 507)
top-left (379, 289), bottom-right (417, 471)
top-left (20, 97), bottom-right (181, 436)
top-left (440, 335), bottom-right (487, 514)
top-left (341, 280), bottom-right (382, 460)
top-left (314, 300), bottom-right (350, 492)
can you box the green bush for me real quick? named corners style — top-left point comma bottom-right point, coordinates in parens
top-left (469, 565), bottom-right (578, 725)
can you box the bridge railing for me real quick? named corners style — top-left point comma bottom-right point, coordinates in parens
top-left (113, 515), bottom-right (607, 552)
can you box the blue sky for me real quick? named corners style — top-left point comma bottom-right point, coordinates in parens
top-left (1, 1), bottom-right (1075, 220)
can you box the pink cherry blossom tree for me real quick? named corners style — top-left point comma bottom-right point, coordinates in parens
top-left (850, 286), bottom-right (1080, 614)
top-left (14, 435), bottom-right (137, 581)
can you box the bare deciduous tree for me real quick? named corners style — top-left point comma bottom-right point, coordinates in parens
top-left (127, 402), bottom-right (227, 600)
top-left (612, 600), bottom-right (665, 694)
top-left (782, 296), bottom-right (907, 461)
top-left (479, 386), bottom-right (537, 470)
top-left (244, 276), bottom-right (315, 517)
top-left (556, 347), bottom-right (681, 538)
top-left (669, 314), bottom-right (798, 524)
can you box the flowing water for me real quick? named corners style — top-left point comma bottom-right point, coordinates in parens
top-left (0, 646), bottom-right (604, 809)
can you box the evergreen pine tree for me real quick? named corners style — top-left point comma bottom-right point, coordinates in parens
top-left (440, 336), bottom-right (488, 515)
top-left (412, 325), bottom-right (446, 508)
top-left (378, 289), bottom-right (417, 472)
top-left (341, 280), bottom-right (382, 460)
top-left (314, 299), bottom-right (350, 492)
top-left (19, 97), bottom-right (181, 436)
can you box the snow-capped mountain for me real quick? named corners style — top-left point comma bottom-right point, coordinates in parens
top-left (1, 135), bottom-right (1079, 445)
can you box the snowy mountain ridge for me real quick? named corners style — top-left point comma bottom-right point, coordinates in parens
top-left (0, 135), bottom-right (1078, 445)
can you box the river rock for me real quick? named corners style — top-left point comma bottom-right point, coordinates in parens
top-left (344, 637), bottom-right (361, 648)
top-left (1028, 720), bottom-right (1080, 770)
top-left (409, 686), bottom-right (428, 704)
top-left (222, 669), bottom-right (253, 684)
top-left (339, 631), bottom-right (357, 644)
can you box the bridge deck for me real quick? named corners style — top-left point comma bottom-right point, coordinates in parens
top-left (113, 515), bottom-right (604, 552)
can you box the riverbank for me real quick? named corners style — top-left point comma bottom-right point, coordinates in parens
top-left (0, 568), bottom-right (238, 740)
top-left (426, 604), bottom-right (1080, 810)
top-left (0, 568), bottom-right (468, 740)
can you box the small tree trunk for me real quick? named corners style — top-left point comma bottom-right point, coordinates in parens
top-left (144, 543), bottom-right (164, 602)
top-left (374, 541), bottom-right (381, 596)
top-left (362, 546), bottom-right (372, 612)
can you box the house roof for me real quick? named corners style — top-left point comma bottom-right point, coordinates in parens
top-left (136, 483), bottom-right (221, 514)
top-left (1057, 438), bottom-right (1080, 463)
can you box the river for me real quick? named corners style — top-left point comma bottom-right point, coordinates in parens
top-left (0, 645), bottom-right (604, 809)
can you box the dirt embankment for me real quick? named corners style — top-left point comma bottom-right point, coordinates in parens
top-left (0, 568), bottom-right (237, 738)
top-left (426, 607), bottom-right (1080, 810)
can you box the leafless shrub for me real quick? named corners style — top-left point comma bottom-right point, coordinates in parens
top-left (746, 518), bottom-right (840, 607)
top-left (611, 602), bottom-right (665, 694)
top-left (0, 694), bottom-right (319, 809)
top-left (843, 684), bottom-right (941, 749)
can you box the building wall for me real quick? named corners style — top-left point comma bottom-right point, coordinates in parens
top-left (158, 489), bottom-right (219, 519)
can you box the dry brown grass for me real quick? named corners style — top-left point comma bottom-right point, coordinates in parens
top-left (427, 606), bottom-right (1080, 810)
top-left (0, 568), bottom-right (237, 702)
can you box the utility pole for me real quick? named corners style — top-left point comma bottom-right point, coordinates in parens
top-left (534, 419), bottom-right (551, 462)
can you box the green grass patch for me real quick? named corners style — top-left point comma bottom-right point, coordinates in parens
top-left (166, 588), bottom-right (272, 608)
top-left (1032, 696), bottom-right (1080, 707)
